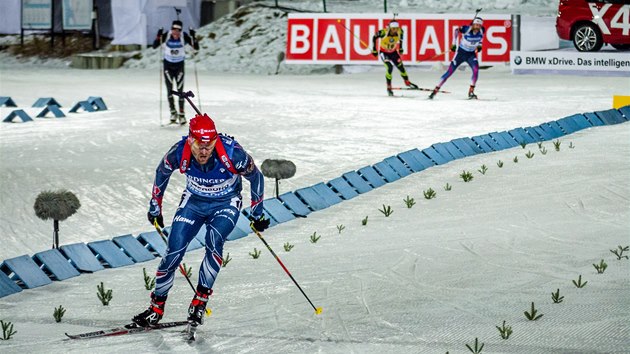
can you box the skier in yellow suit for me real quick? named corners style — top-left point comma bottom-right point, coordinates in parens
top-left (372, 20), bottom-right (418, 96)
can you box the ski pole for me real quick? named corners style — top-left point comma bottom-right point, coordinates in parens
top-left (415, 51), bottom-right (444, 63)
top-left (172, 90), bottom-right (201, 115)
top-left (193, 51), bottom-right (201, 109)
top-left (158, 36), bottom-right (163, 126)
top-left (335, 19), bottom-right (369, 49)
top-left (250, 224), bottom-right (323, 315)
top-left (153, 220), bottom-right (196, 292)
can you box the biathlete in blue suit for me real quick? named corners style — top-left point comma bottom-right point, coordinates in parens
top-left (133, 113), bottom-right (269, 328)
top-left (429, 17), bottom-right (485, 100)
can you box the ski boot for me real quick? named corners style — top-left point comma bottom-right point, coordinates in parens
top-left (428, 86), bottom-right (440, 100)
top-left (169, 110), bottom-right (178, 124)
top-left (187, 286), bottom-right (212, 326)
top-left (468, 85), bottom-right (477, 100)
top-left (404, 80), bottom-right (419, 89)
top-left (178, 111), bottom-right (187, 125)
top-left (387, 85), bottom-right (394, 97)
top-left (132, 292), bottom-right (167, 327)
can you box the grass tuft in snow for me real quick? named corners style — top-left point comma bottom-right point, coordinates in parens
top-left (310, 232), bottom-right (321, 243)
top-left (444, 183), bottom-right (452, 191)
top-left (97, 282), bottom-right (113, 306)
top-left (143, 267), bottom-right (156, 290)
top-left (524, 302), bottom-right (543, 321)
top-left (553, 140), bottom-right (561, 151)
top-left (551, 288), bottom-right (564, 303)
top-left (569, 142), bottom-right (575, 149)
top-left (336, 224), bottom-right (345, 234)
top-left (53, 305), bottom-right (66, 323)
top-left (283, 242), bottom-right (294, 252)
top-left (572, 274), bottom-right (587, 288)
top-left (0, 320), bottom-right (17, 340)
top-left (537, 142), bottom-right (543, 149)
top-left (496, 320), bottom-right (512, 339)
top-left (593, 259), bottom-right (607, 274)
top-left (379, 204), bottom-right (394, 217)
top-left (423, 188), bottom-right (436, 200)
top-left (404, 195), bottom-right (416, 208)
top-left (361, 216), bottom-right (368, 226)
top-left (497, 160), bottom-right (504, 168)
top-left (478, 164), bottom-right (488, 175)
top-left (182, 263), bottom-right (193, 278)
top-left (460, 171), bottom-right (474, 182)
top-left (540, 146), bottom-right (548, 155)
top-left (525, 151), bottom-right (535, 159)
top-left (249, 248), bottom-right (261, 259)
top-left (520, 142), bottom-right (527, 149)
top-left (465, 337), bottom-right (485, 353)
top-left (513, 156), bottom-right (519, 163)
top-left (610, 245), bottom-right (629, 260)
top-left (222, 253), bottom-right (232, 267)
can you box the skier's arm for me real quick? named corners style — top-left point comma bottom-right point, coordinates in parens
top-left (184, 30), bottom-right (200, 51)
top-left (372, 29), bottom-right (385, 52)
top-left (399, 29), bottom-right (405, 54)
top-left (232, 144), bottom-right (264, 219)
top-left (152, 29), bottom-right (166, 49)
top-left (450, 26), bottom-right (461, 51)
top-left (149, 142), bottom-right (180, 217)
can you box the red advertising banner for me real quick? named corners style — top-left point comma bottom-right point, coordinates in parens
top-left (286, 14), bottom-right (512, 65)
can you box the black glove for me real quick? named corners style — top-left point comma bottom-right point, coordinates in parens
top-left (250, 215), bottom-right (270, 232)
top-left (399, 48), bottom-right (404, 54)
top-left (147, 198), bottom-right (164, 228)
top-left (157, 27), bottom-right (164, 38)
top-left (189, 27), bottom-right (196, 37)
top-left (371, 49), bottom-right (378, 57)
top-left (450, 44), bottom-right (457, 52)
top-left (476, 44), bottom-right (482, 52)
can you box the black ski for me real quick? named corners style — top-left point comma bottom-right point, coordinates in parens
top-left (65, 320), bottom-right (189, 340)
top-left (391, 87), bottom-right (451, 93)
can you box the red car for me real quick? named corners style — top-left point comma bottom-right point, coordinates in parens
top-left (556, 0), bottom-right (630, 52)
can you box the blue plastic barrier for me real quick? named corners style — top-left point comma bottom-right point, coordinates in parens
top-left (450, 138), bottom-right (478, 156)
top-left (69, 101), bottom-right (96, 113)
top-left (112, 234), bottom-right (155, 263)
top-left (32, 97), bottom-right (61, 107)
top-left (33, 249), bottom-right (80, 281)
top-left (471, 135), bottom-right (497, 152)
top-left (596, 109), bottom-right (625, 125)
top-left (357, 166), bottom-right (387, 187)
top-left (488, 132), bottom-right (515, 149)
top-left (342, 171), bottom-right (373, 194)
top-left (618, 106), bottom-right (630, 120)
top-left (137, 231), bottom-right (167, 257)
top-left (263, 198), bottom-right (296, 223)
top-left (509, 128), bottom-right (537, 144)
top-left (311, 182), bottom-right (343, 206)
top-left (3, 109), bottom-right (33, 123)
top-left (0, 271), bottom-right (22, 298)
top-left (87, 240), bottom-right (135, 268)
top-left (430, 143), bottom-right (457, 161)
top-left (422, 147), bottom-right (451, 165)
top-left (36, 105), bottom-right (65, 118)
top-left (87, 96), bottom-right (108, 111)
top-left (328, 177), bottom-right (359, 200)
top-left (295, 186), bottom-right (330, 211)
top-left (398, 150), bottom-right (428, 172)
top-left (583, 112), bottom-right (605, 126)
top-left (60, 243), bottom-right (104, 272)
top-left (0, 96), bottom-right (17, 107)
top-left (0, 255), bottom-right (52, 289)
top-left (568, 114), bottom-right (593, 130)
top-left (373, 161), bottom-right (401, 182)
top-left (384, 156), bottom-right (412, 177)
top-left (556, 116), bottom-right (580, 134)
top-left (278, 192), bottom-right (312, 216)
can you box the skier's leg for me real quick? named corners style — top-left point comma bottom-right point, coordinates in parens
top-left (133, 192), bottom-right (203, 326)
top-left (467, 54), bottom-right (479, 98)
top-left (176, 65), bottom-right (186, 123)
top-left (396, 57), bottom-right (417, 88)
top-left (381, 53), bottom-right (394, 96)
top-left (188, 203), bottom-right (240, 325)
top-left (164, 68), bottom-right (177, 122)
top-left (430, 53), bottom-right (463, 99)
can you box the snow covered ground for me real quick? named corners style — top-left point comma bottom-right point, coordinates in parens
top-left (0, 64), bottom-right (629, 352)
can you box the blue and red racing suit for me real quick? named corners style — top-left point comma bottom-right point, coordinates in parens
top-left (150, 134), bottom-right (264, 296)
top-left (438, 25), bottom-right (485, 88)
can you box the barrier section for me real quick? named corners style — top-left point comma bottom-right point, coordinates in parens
top-left (342, 171), bottom-right (374, 194)
top-left (0, 255), bottom-right (52, 289)
top-left (328, 177), bottom-right (359, 200)
top-left (112, 235), bottom-right (155, 263)
top-left (33, 249), bottom-right (81, 280)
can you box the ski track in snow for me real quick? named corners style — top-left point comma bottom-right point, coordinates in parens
top-left (0, 65), bottom-right (629, 353)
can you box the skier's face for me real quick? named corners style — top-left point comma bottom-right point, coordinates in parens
top-left (472, 23), bottom-right (481, 31)
top-left (171, 27), bottom-right (181, 39)
top-left (190, 139), bottom-right (216, 165)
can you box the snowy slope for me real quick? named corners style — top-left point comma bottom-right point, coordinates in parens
top-left (0, 68), bottom-right (628, 260)
top-left (0, 122), bottom-right (628, 353)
